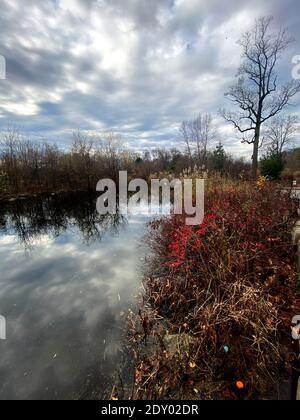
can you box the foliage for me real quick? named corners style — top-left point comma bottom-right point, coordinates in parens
top-left (260, 153), bottom-right (285, 180)
top-left (212, 142), bottom-right (226, 174)
top-left (128, 180), bottom-right (300, 400)
top-left (257, 175), bottom-right (268, 188)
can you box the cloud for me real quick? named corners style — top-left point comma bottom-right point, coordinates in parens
top-left (0, 0), bottom-right (299, 156)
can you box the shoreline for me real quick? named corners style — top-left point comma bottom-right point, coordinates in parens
top-left (126, 181), bottom-right (300, 400)
top-left (0, 189), bottom-right (96, 204)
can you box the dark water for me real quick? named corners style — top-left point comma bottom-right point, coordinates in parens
top-left (0, 193), bottom-right (150, 400)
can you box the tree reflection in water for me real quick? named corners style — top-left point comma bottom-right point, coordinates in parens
top-left (0, 192), bottom-right (126, 248)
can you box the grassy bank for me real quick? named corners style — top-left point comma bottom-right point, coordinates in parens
top-left (126, 178), bottom-right (300, 400)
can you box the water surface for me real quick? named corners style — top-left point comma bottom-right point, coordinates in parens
top-left (0, 193), bottom-right (150, 400)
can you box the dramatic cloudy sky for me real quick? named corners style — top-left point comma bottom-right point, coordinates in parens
top-left (0, 0), bottom-right (299, 156)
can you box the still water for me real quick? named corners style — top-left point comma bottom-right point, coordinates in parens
top-left (0, 192), bottom-right (151, 400)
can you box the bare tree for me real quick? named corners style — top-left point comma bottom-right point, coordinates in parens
top-left (197, 113), bottom-right (215, 164)
top-left (180, 114), bottom-right (215, 166)
top-left (264, 114), bottom-right (299, 155)
top-left (0, 126), bottom-right (23, 192)
top-left (180, 120), bottom-right (193, 162)
top-left (71, 130), bottom-right (95, 190)
top-left (221, 16), bottom-right (300, 177)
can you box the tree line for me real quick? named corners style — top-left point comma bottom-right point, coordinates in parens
top-left (0, 127), bottom-right (252, 197)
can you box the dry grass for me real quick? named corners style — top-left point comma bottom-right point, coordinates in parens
top-left (125, 179), bottom-right (300, 400)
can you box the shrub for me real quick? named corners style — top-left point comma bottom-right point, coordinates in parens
top-left (260, 153), bottom-right (285, 180)
top-left (128, 180), bottom-right (300, 400)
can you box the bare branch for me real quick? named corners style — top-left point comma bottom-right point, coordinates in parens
top-left (264, 114), bottom-right (299, 155)
top-left (222, 15), bottom-right (299, 176)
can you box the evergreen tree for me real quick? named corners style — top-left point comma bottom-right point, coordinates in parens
top-left (213, 142), bottom-right (226, 174)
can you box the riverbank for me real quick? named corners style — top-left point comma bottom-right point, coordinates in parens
top-left (125, 179), bottom-right (300, 400)
top-left (0, 188), bottom-right (94, 204)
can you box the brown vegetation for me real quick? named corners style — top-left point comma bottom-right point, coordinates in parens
top-left (0, 128), bottom-right (251, 198)
top-left (126, 179), bottom-right (300, 400)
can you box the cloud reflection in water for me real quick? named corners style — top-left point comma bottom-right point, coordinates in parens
top-left (0, 193), bottom-right (150, 399)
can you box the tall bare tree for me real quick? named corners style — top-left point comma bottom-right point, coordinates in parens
top-left (221, 16), bottom-right (300, 177)
top-left (180, 120), bottom-right (193, 162)
top-left (264, 114), bottom-right (299, 156)
top-left (196, 113), bottom-right (215, 164)
top-left (180, 113), bottom-right (215, 166)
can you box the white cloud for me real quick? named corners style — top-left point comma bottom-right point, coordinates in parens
top-left (0, 0), bottom-right (299, 156)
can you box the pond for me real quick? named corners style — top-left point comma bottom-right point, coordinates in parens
top-left (0, 192), bottom-right (152, 400)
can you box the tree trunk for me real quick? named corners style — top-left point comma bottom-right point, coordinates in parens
top-left (252, 125), bottom-right (260, 179)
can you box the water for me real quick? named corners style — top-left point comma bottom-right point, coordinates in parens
top-left (0, 192), bottom-right (151, 400)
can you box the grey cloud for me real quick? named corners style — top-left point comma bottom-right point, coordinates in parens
top-left (0, 0), bottom-right (299, 155)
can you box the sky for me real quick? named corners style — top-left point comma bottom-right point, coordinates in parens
top-left (0, 0), bottom-right (299, 157)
